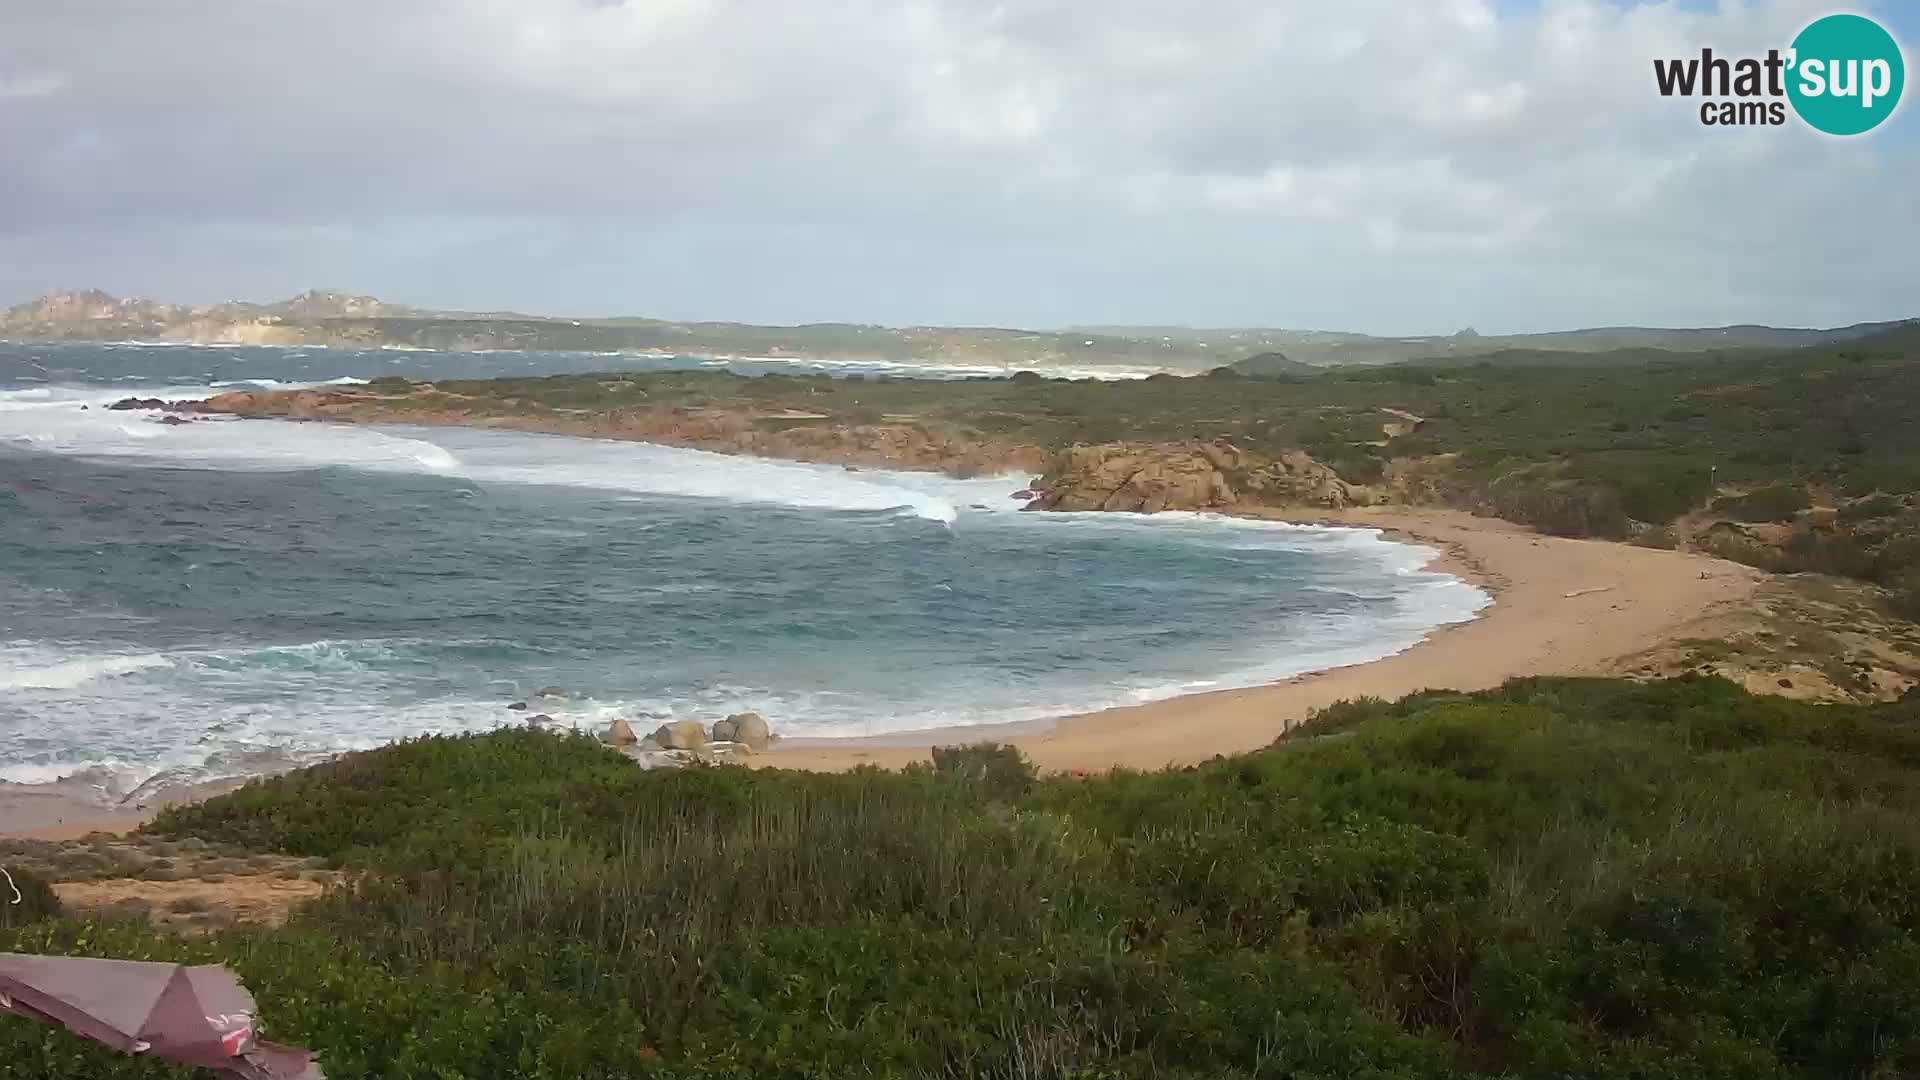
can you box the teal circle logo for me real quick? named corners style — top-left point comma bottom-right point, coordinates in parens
top-left (1787, 14), bottom-right (1904, 135)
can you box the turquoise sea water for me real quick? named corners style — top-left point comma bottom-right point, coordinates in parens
top-left (0, 343), bottom-right (1485, 795)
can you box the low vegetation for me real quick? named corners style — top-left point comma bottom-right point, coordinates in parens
top-left (391, 324), bottom-right (1920, 593)
top-left (6, 678), bottom-right (1920, 1077)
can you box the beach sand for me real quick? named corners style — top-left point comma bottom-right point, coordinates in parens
top-left (0, 507), bottom-right (1763, 838)
top-left (0, 777), bottom-right (241, 841)
top-left (760, 507), bottom-right (1764, 772)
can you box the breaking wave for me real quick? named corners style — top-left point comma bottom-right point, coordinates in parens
top-left (2, 349), bottom-right (1491, 800)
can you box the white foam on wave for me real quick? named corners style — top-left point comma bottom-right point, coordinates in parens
top-left (0, 382), bottom-right (470, 476)
top-left (0, 521), bottom-right (1491, 787)
top-left (0, 381), bottom-right (1013, 522)
top-left (697, 354), bottom-right (1165, 381)
top-left (209, 376), bottom-right (369, 390)
top-left (3, 373), bottom-right (1494, 784)
top-left (0, 649), bottom-right (172, 691)
top-left (0, 636), bottom-right (521, 790)
top-left (414, 428), bottom-right (976, 523)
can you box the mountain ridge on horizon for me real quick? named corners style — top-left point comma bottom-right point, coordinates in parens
top-left (4, 287), bottom-right (1911, 370)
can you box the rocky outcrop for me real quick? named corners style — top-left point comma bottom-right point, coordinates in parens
top-left (653, 720), bottom-right (709, 751)
top-left (603, 717), bottom-right (639, 746)
top-left (170, 389), bottom-right (1359, 515)
top-left (1024, 441), bottom-right (1355, 514)
top-left (180, 387), bottom-right (1053, 477)
top-left (726, 712), bottom-right (771, 753)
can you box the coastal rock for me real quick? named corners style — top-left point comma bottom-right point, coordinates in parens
top-left (182, 386), bottom-right (1052, 477)
top-left (654, 720), bottom-right (709, 751)
top-left (507, 701), bottom-right (528, 711)
top-left (728, 712), bottom-right (771, 753)
top-left (526, 714), bottom-right (553, 725)
top-left (603, 717), bottom-right (639, 746)
top-left (1025, 442), bottom-right (1353, 514)
top-left (710, 717), bottom-right (738, 743)
top-left (535, 685), bottom-right (567, 698)
top-left (156, 415), bottom-right (190, 426)
top-left (108, 398), bottom-right (166, 412)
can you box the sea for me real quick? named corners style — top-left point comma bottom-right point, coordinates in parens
top-left (0, 341), bottom-right (1488, 799)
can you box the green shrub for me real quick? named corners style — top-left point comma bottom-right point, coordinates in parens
top-left (1634, 526), bottom-right (1679, 549)
top-left (0, 865), bottom-right (61, 927)
top-left (1842, 493), bottom-right (1906, 522)
top-left (923, 742), bottom-right (1037, 800)
top-left (1891, 572), bottom-right (1920, 622)
top-left (1717, 484), bottom-right (1812, 523)
top-left (10, 680), bottom-right (1920, 1076)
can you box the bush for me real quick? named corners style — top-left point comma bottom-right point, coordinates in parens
top-left (1634, 526), bottom-right (1679, 550)
top-left (0, 865), bottom-right (61, 927)
top-left (13, 681), bottom-right (1920, 1076)
top-left (1842, 493), bottom-right (1906, 522)
top-left (1891, 572), bottom-right (1920, 622)
top-left (1717, 484), bottom-right (1812, 523)
top-left (924, 742), bottom-right (1037, 800)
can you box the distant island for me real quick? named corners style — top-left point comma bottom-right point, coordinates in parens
top-left (4, 287), bottom-right (1908, 371)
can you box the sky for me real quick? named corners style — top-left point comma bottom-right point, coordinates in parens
top-left (0, 0), bottom-right (1914, 335)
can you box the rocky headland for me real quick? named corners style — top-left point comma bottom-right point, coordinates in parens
top-left (148, 384), bottom-right (1365, 514)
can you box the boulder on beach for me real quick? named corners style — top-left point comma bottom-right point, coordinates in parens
top-left (654, 720), bottom-right (709, 751)
top-left (603, 717), bottom-right (639, 746)
top-left (711, 717), bottom-right (738, 743)
top-left (728, 712), bottom-right (771, 753)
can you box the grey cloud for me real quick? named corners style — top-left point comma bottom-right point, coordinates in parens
top-left (0, 0), bottom-right (1911, 332)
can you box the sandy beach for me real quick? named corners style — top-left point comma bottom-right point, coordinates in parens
top-left (761, 507), bottom-right (1764, 772)
top-left (0, 777), bottom-right (240, 841)
top-left (1, 506), bottom-right (1763, 838)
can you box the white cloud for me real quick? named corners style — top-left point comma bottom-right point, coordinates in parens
top-left (0, 0), bottom-right (1909, 332)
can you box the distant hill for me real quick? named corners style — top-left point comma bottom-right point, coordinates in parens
top-left (0, 288), bottom-right (1229, 372)
top-left (1077, 320), bottom-right (1913, 368)
top-left (4, 287), bottom-right (1910, 374)
top-left (1228, 350), bottom-right (1317, 377)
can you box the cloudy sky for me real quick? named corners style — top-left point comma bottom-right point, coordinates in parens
top-left (0, 0), bottom-right (1913, 334)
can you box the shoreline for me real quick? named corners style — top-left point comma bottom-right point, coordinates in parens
top-left (1, 507), bottom-right (1762, 838)
top-left (0, 512), bottom-right (1499, 839)
top-left (0, 421), bottom-right (1764, 836)
top-left (760, 506), bottom-right (1762, 772)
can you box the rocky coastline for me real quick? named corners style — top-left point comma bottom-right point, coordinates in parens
top-left (127, 385), bottom-right (1366, 515)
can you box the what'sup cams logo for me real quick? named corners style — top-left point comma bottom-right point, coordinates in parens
top-left (1655, 12), bottom-right (1905, 134)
